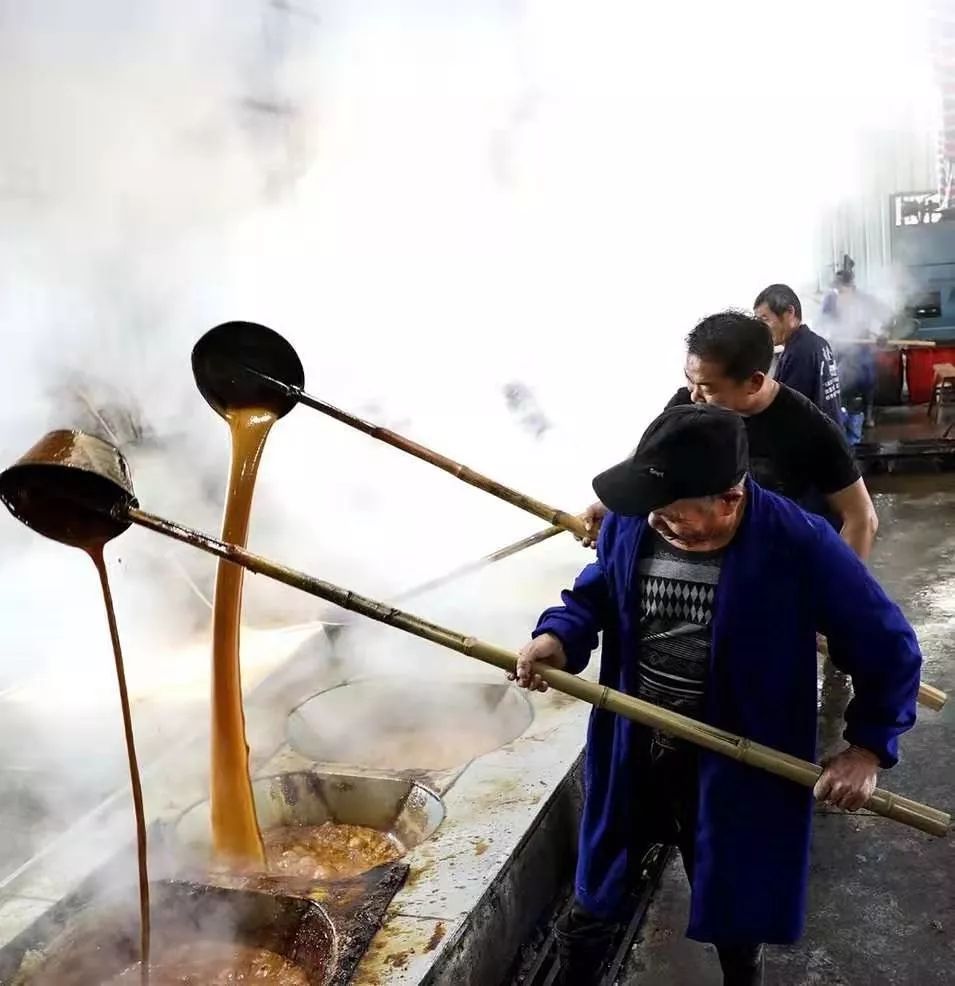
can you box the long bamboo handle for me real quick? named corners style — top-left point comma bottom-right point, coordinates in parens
top-left (300, 392), bottom-right (589, 538)
top-left (246, 526), bottom-right (566, 637)
top-left (816, 637), bottom-right (946, 711)
top-left (918, 682), bottom-right (948, 711)
top-left (247, 369), bottom-right (589, 540)
top-left (121, 504), bottom-right (951, 839)
top-left (393, 525), bottom-right (564, 603)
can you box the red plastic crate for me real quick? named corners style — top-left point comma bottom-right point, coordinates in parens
top-left (905, 346), bottom-right (955, 404)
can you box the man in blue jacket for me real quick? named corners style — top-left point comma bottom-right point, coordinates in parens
top-left (514, 404), bottom-right (921, 986)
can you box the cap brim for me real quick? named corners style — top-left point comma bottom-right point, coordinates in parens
top-left (592, 459), bottom-right (672, 517)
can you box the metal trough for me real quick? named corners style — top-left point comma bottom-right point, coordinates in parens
top-left (1, 880), bottom-right (336, 986)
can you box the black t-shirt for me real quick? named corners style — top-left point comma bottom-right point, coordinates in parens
top-left (666, 384), bottom-right (860, 520)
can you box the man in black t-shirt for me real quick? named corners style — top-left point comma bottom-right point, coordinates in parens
top-left (582, 311), bottom-right (877, 559)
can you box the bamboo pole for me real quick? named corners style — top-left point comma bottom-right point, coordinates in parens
top-left (915, 682), bottom-right (949, 712)
top-left (393, 525), bottom-right (565, 603)
top-left (175, 525), bottom-right (566, 637)
top-left (817, 636), bottom-right (946, 711)
top-left (119, 503), bottom-right (950, 839)
top-left (241, 368), bottom-right (590, 540)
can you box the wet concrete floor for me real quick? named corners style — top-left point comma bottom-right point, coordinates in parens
top-left (620, 473), bottom-right (955, 985)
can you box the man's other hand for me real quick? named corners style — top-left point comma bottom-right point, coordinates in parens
top-left (813, 745), bottom-right (880, 811)
top-left (507, 633), bottom-right (568, 692)
top-left (577, 502), bottom-right (608, 549)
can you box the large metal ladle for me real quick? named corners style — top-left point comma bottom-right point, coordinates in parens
top-left (190, 321), bottom-right (589, 540)
top-left (0, 429), bottom-right (151, 976)
top-left (0, 430), bottom-right (137, 547)
top-left (0, 432), bottom-right (949, 839)
top-left (191, 320), bottom-right (304, 420)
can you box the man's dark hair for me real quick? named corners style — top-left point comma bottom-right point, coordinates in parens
top-left (686, 310), bottom-right (774, 381)
top-left (835, 254), bottom-right (855, 287)
top-left (753, 283), bottom-right (802, 321)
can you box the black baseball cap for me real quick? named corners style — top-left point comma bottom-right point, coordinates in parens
top-left (592, 404), bottom-right (748, 516)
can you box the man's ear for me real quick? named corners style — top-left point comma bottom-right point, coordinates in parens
top-left (719, 486), bottom-right (746, 509)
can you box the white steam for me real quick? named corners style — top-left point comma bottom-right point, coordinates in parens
top-left (0, 0), bottom-right (940, 879)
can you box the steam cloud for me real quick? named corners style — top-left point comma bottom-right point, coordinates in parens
top-left (0, 0), bottom-right (940, 888)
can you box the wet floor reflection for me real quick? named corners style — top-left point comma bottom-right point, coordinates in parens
top-left (867, 471), bottom-right (955, 686)
top-left (815, 470), bottom-right (955, 762)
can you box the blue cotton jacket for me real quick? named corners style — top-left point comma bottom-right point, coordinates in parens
top-left (534, 480), bottom-right (921, 944)
top-left (775, 324), bottom-right (844, 425)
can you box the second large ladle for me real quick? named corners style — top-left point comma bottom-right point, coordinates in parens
top-left (190, 321), bottom-right (589, 539)
top-left (191, 320), bottom-right (304, 420)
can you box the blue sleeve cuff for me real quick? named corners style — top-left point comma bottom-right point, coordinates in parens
top-left (533, 619), bottom-right (591, 675)
top-left (842, 726), bottom-right (899, 769)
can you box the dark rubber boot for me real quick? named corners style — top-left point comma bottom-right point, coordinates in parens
top-left (717, 943), bottom-right (765, 986)
top-left (553, 903), bottom-right (617, 986)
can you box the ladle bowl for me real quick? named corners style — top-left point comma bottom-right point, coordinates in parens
top-left (192, 321), bottom-right (305, 419)
top-left (0, 430), bottom-right (136, 547)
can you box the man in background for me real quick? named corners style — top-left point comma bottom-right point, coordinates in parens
top-left (754, 283), bottom-right (843, 424)
top-left (820, 257), bottom-right (889, 443)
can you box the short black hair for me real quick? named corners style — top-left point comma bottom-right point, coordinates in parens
top-left (835, 254), bottom-right (855, 287)
top-left (686, 310), bottom-right (774, 381)
top-left (753, 283), bottom-right (802, 321)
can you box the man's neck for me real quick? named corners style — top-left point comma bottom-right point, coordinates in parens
top-left (777, 322), bottom-right (801, 346)
top-left (740, 378), bottom-right (779, 416)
